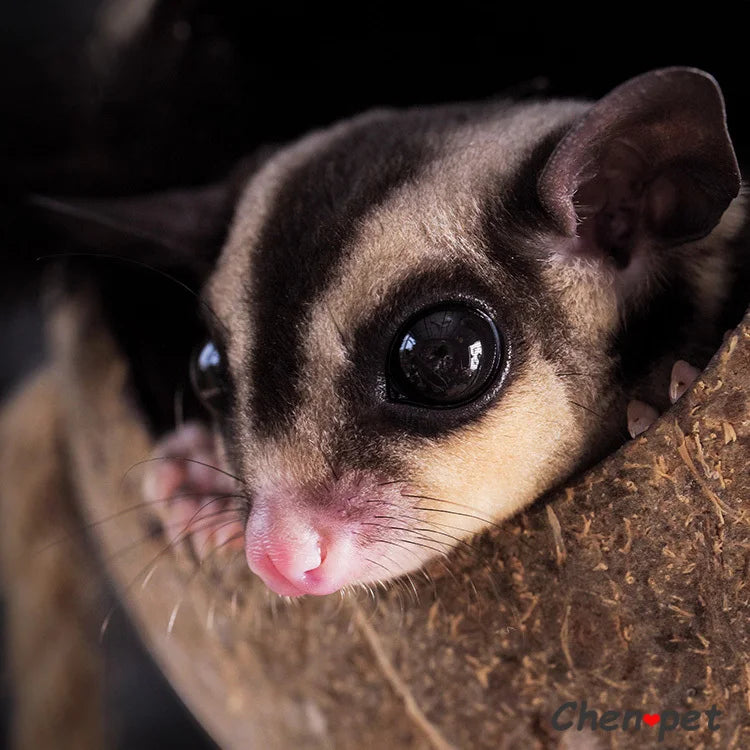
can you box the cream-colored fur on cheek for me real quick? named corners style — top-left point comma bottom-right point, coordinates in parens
top-left (409, 353), bottom-right (585, 539)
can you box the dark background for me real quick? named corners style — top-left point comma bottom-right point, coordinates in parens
top-left (0, 3), bottom-right (745, 746)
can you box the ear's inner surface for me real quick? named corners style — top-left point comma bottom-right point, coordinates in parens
top-left (575, 139), bottom-right (646, 267)
top-left (539, 68), bottom-right (741, 268)
top-left (576, 135), bottom-right (739, 267)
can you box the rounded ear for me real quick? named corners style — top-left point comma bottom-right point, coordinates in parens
top-left (538, 68), bottom-right (740, 259)
top-left (31, 150), bottom-right (272, 277)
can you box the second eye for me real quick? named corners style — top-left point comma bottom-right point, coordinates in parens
top-left (190, 340), bottom-right (228, 412)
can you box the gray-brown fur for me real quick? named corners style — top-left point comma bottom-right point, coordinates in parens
top-left (3, 67), bottom-right (750, 746)
top-left (199, 69), bottom-right (746, 573)
top-left (22, 69), bottom-right (750, 591)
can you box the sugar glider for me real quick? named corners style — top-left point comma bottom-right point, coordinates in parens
top-left (49, 67), bottom-right (749, 597)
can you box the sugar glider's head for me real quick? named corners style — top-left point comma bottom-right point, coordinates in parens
top-left (189, 68), bottom-right (739, 596)
top-left (48, 68), bottom-right (740, 596)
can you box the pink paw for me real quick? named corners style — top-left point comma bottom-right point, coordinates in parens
top-left (627, 360), bottom-right (701, 438)
top-left (141, 422), bottom-right (245, 559)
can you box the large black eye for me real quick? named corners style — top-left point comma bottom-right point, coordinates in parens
top-left (388, 304), bottom-right (502, 407)
top-left (190, 340), bottom-right (227, 411)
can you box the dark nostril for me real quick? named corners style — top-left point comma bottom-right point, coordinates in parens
top-left (303, 540), bottom-right (325, 575)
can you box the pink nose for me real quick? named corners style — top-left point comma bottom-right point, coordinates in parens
top-left (246, 523), bottom-right (350, 597)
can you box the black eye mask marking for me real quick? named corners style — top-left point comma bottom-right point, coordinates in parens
top-left (330, 266), bottom-right (537, 460)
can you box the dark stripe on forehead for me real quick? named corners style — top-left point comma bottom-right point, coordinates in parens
top-left (247, 108), bottom-right (473, 436)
